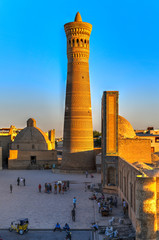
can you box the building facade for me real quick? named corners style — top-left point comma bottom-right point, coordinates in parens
top-left (136, 129), bottom-right (159, 153)
top-left (101, 91), bottom-right (159, 239)
top-left (8, 118), bottom-right (57, 169)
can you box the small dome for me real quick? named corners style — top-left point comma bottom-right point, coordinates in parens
top-left (27, 118), bottom-right (36, 127)
top-left (118, 115), bottom-right (136, 139)
top-left (74, 12), bottom-right (82, 22)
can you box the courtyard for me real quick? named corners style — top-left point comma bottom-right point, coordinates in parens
top-left (0, 170), bottom-right (101, 229)
top-left (0, 170), bottom-right (135, 239)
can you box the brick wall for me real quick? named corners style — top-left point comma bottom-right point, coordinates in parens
top-left (61, 150), bottom-right (95, 170)
top-left (119, 138), bottom-right (151, 164)
top-left (118, 157), bottom-right (140, 228)
top-left (0, 135), bottom-right (11, 168)
top-left (8, 150), bottom-right (57, 169)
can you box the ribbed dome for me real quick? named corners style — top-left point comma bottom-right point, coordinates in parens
top-left (14, 126), bottom-right (48, 144)
top-left (74, 12), bottom-right (82, 22)
top-left (118, 115), bottom-right (136, 139)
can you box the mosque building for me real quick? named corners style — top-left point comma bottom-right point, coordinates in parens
top-left (101, 91), bottom-right (159, 240)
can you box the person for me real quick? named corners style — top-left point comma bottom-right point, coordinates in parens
top-left (59, 183), bottom-right (61, 193)
top-left (62, 184), bottom-right (65, 194)
top-left (114, 196), bottom-right (118, 207)
top-left (63, 223), bottom-right (70, 231)
top-left (10, 184), bottom-right (12, 193)
top-left (50, 183), bottom-right (52, 193)
top-left (45, 183), bottom-right (47, 193)
top-left (38, 184), bottom-right (41, 192)
top-left (71, 208), bottom-right (75, 222)
top-left (20, 177), bottom-right (23, 185)
top-left (53, 222), bottom-right (62, 232)
top-left (98, 201), bottom-right (101, 213)
top-left (23, 178), bottom-right (25, 186)
top-left (85, 170), bottom-right (88, 178)
top-left (109, 204), bottom-right (112, 213)
top-left (101, 193), bottom-right (105, 201)
top-left (67, 181), bottom-right (69, 190)
top-left (73, 197), bottom-right (76, 208)
top-left (92, 223), bottom-right (98, 231)
top-left (17, 177), bottom-right (20, 186)
top-left (109, 196), bottom-right (113, 205)
top-left (65, 230), bottom-right (71, 240)
top-left (64, 182), bottom-right (67, 191)
top-left (89, 194), bottom-right (96, 200)
top-left (123, 200), bottom-right (126, 215)
top-left (91, 174), bottom-right (94, 178)
top-left (54, 183), bottom-right (57, 194)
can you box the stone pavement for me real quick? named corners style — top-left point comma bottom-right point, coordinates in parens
top-left (0, 170), bottom-right (100, 229)
top-left (0, 170), bottom-right (132, 235)
top-left (0, 230), bottom-right (93, 240)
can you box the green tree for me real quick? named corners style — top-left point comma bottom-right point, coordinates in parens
top-left (93, 130), bottom-right (101, 138)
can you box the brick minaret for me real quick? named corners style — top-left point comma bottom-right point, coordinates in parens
top-left (62, 12), bottom-right (95, 170)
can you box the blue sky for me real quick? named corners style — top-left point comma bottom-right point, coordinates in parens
top-left (0, 0), bottom-right (159, 136)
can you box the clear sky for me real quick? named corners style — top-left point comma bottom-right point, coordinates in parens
top-left (0, 0), bottom-right (159, 137)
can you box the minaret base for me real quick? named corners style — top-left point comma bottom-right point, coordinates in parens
top-left (61, 150), bottom-right (95, 171)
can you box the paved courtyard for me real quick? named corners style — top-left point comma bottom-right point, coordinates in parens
top-left (0, 170), bottom-right (132, 236)
top-left (0, 170), bottom-right (101, 229)
top-left (0, 230), bottom-right (93, 240)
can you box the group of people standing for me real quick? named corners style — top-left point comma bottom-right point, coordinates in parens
top-left (38, 181), bottom-right (70, 194)
top-left (10, 177), bottom-right (26, 193)
top-left (53, 181), bottom-right (68, 194)
top-left (17, 177), bottom-right (26, 186)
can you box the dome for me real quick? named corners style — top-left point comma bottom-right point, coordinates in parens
top-left (74, 12), bottom-right (82, 22)
top-left (27, 118), bottom-right (36, 127)
top-left (14, 126), bottom-right (48, 144)
top-left (12, 118), bottom-right (52, 150)
top-left (118, 115), bottom-right (136, 139)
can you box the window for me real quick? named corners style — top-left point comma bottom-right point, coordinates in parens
top-left (155, 137), bottom-right (159, 142)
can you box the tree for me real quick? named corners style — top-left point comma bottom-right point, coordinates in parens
top-left (93, 130), bottom-right (101, 138)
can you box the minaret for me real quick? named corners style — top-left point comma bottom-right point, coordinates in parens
top-left (62, 12), bottom-right (95, 170)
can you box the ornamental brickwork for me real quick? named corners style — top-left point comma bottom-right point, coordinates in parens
top-left (62, 12), bottom-right (95, 170)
